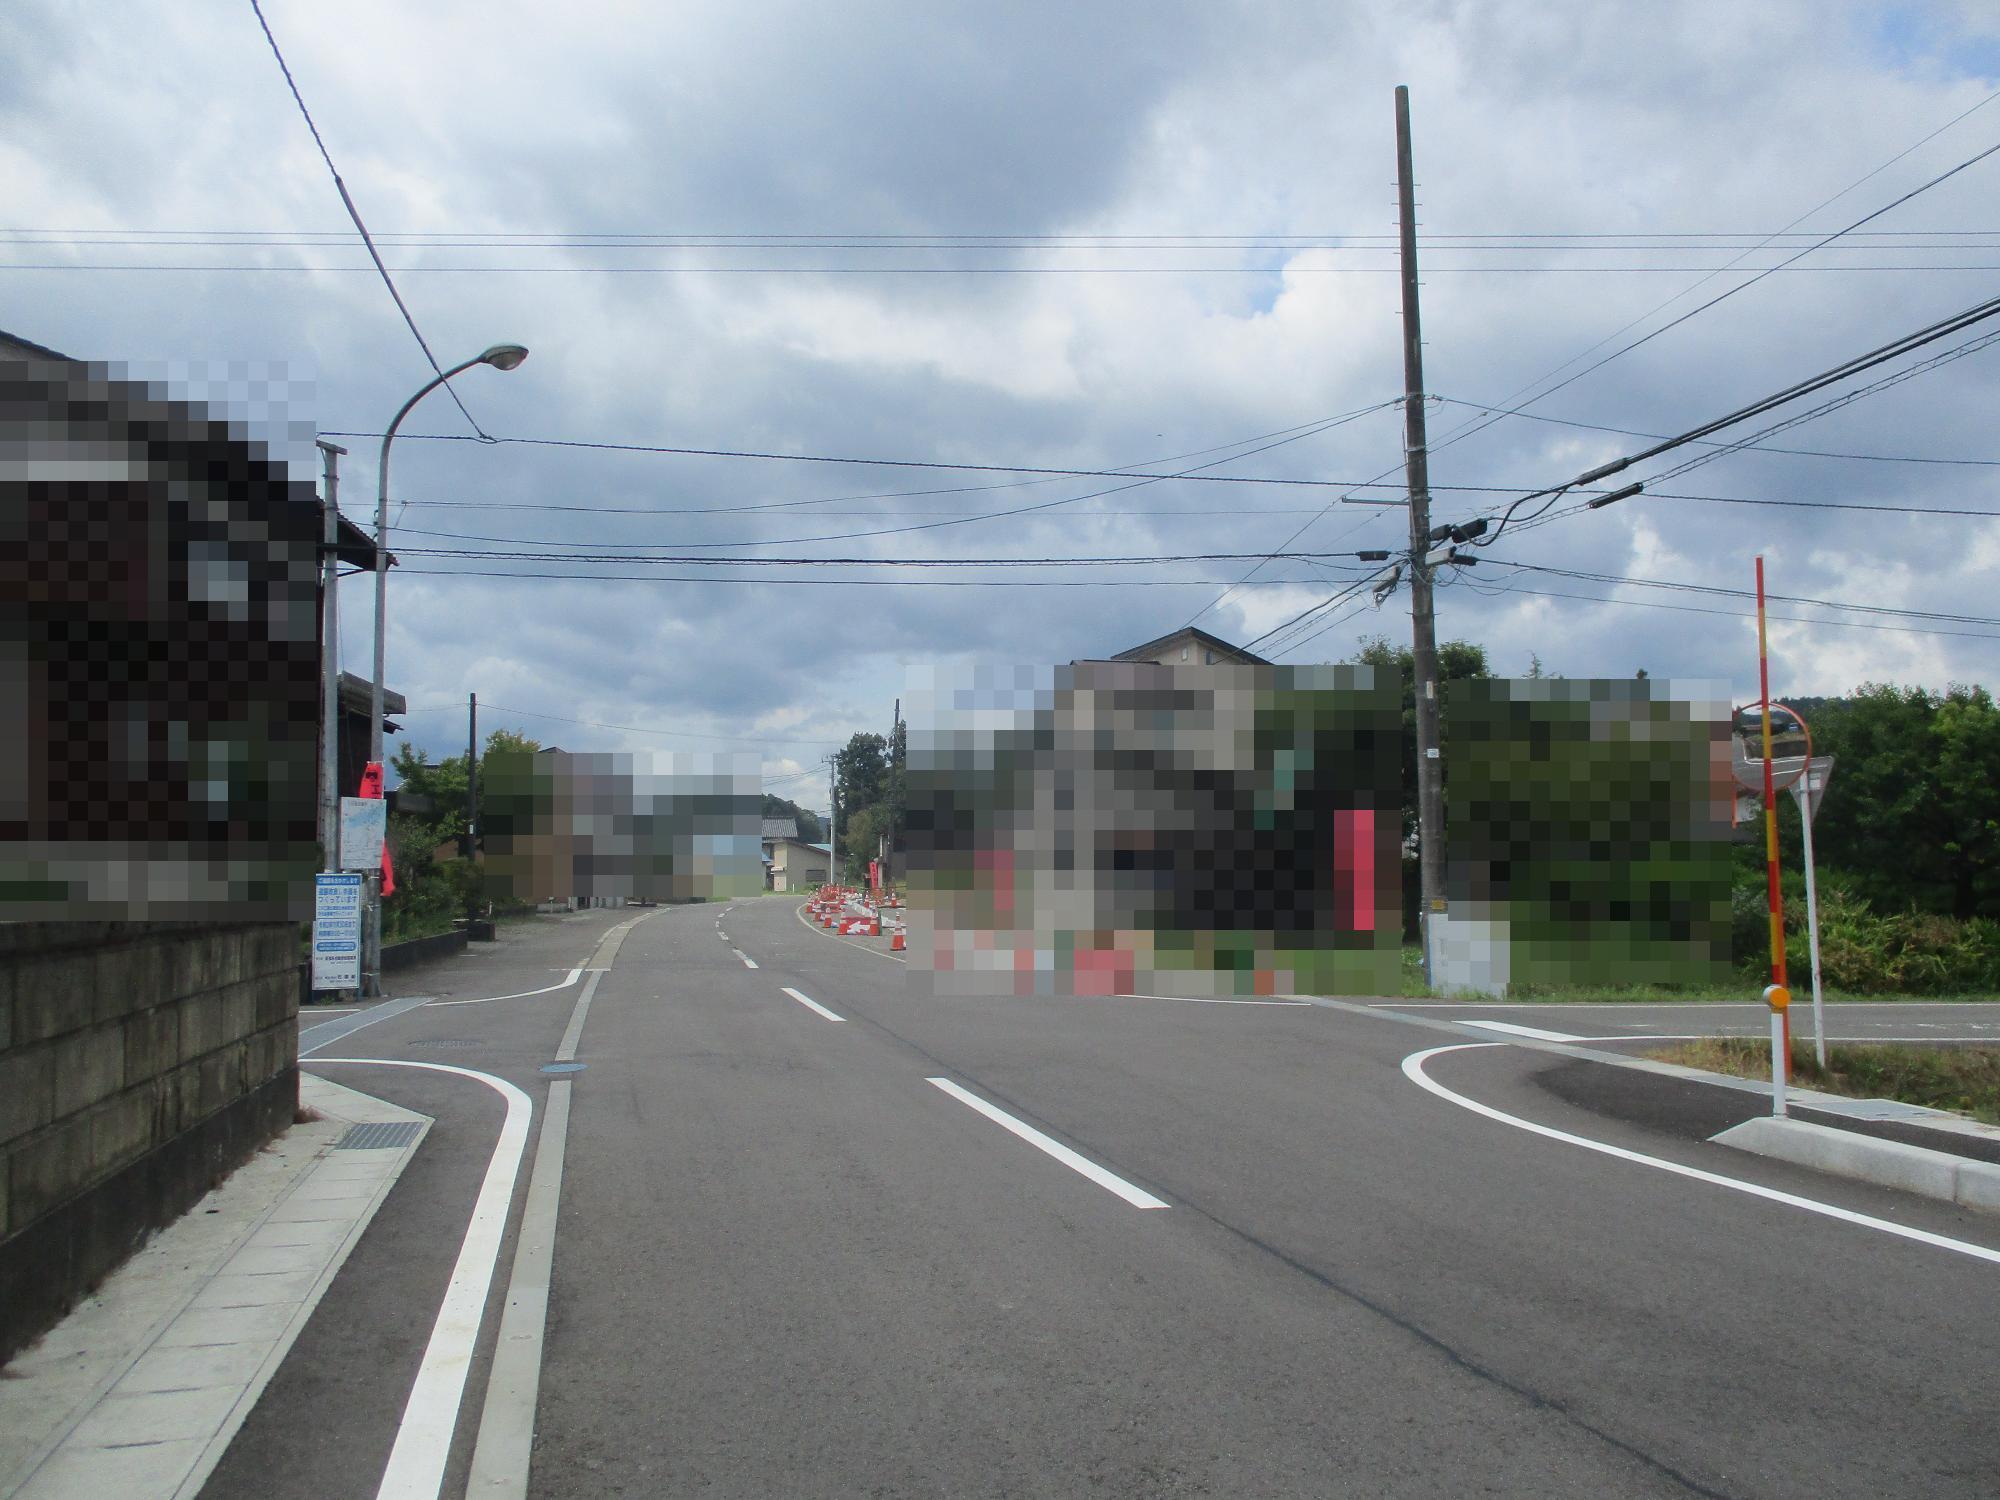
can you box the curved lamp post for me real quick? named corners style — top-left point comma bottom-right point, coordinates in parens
top-left (365, 344), bottom-right (527, 992)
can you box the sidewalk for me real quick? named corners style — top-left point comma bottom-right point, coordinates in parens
top-left (0, 1075), bottom-right (429, 1500)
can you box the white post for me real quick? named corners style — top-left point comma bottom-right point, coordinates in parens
top-left (1794, 778), bottom-right (1828, 1072)
top-left (1770, 1006), bottom-right (1788, 1117)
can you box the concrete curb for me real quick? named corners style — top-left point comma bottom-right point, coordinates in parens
top-left (1714, 1115), bottom-right (2000, 1215)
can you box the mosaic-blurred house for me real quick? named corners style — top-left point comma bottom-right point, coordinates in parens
top-left (907, 634), bottom-right (1403, 998)
top-left (0, 330), bottom-right (329, 1357)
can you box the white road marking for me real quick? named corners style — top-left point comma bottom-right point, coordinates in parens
top-left (792, 898), bottom-right (906, 963)
top-left (781, 986), bottom-right (843, 1022)
top-left (1401, 1044), bottom-right (2000, 1267)
top-left (1108, 992), bottom-right (1309, 1007)
top-left (466, 954), bottom-right (607, 1498)
top-left (927, 1078), bottom-right (1168, 1209)
top-left (735, 950), bottom-right (759, 969)
top-left (301, 992), bottom-right (436, 1053)
top-left (429, 968), bottom-right (583, 1008)
top-left (307, 1059), bottom-right (534, 1498)
top-left (555, 970), bottom-right (605, 1062)
top-left (1458, 1019), bottom-right (1587, 1043)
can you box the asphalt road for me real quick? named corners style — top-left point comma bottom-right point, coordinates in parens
top-left (207, 899), bottom-right (2000, 1498)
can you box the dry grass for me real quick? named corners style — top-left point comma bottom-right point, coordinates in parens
top-left (1649, 1036), bottom-right (2000, 1125)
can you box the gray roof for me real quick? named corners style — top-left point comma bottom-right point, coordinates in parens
top-left (761, 817), bottom-right (798, 840)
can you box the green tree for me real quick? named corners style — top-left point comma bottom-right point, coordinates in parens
top-left (1349, 633), bottom-right (1492, 849)
top-left (833, 732), bottom-right (889, 873)
top-left (1779, 683), bottom-right (2000, 921)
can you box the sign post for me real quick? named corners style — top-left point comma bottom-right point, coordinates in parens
top-left (312, 872), bottom-right (364, 992)
top-left (1790, 757), bottom-right (1836, 1072)
top-left (1765, 982), bottom-right (1791, 1117)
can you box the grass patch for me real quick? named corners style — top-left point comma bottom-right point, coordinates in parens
top-left (1647, 1037), bottom-right (2000, 1125)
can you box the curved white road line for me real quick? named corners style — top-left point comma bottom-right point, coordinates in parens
top-left (1402, 1043), bottom-right (2000, 1268)
top-left (308, 1058), bottom-right (535, 1499)
top-left (429, 967), bottom-right (583, 1008)
top-left (792, 897), bottom-right (907, 964)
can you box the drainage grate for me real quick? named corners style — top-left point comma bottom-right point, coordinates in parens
top-left (334, 1121), bottom-right (425, 1151)
top-left (407, 1038), bottom-right (482, 1049)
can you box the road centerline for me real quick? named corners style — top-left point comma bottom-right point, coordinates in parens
top-left (926, 1077), bottom-right (1168, 1209)
top-left (780, 986), bottom-right (843, 1022)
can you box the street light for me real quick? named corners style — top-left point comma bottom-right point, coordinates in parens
top-left (363, 344), bottom-right (528, 993)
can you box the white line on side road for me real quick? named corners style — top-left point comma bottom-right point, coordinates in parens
top-left (307, 1059), bottom-right (534, 1499)
top-left (927, 1078), bottom-right (1168, 1209)
top-left (1402, 1044), bottom-right (2000, 1267)
top-left (555, 969), bottom-right (605, 1062)
top-left (429, 967), bottom-right (583, 1008)
top-left (733, 949), bottom-right (759, 969)
top-left (1458, 1019), bottom-right (1587, 1043)
top-left (781, 986), bottom-right (843, 1022)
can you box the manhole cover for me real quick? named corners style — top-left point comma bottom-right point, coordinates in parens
top-left (541, 1062), bottom-right (587, 1074)
top-left (334, 1121), bottom-right (424, 1151)
top-left (407, 1039), bottom-right (482, 1048)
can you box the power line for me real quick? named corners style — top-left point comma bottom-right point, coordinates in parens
top-left (1402, 87), bottom-right (2000, 466)
top-left (1473, 288), bottom-right (2000, 546)
top-left (1452, 579), bottom-right (2000, 643)
top-left (1478, 560), bottom-right (2000, 628)
top-left (19, 226), bottom-right (2000, 242)
top-left (245, 0), bottom-right (487, 440)
top-left (403, 702), bottom-right (835, 748)
top-left (392, 549), bottom-right (1396, 566)
top-left (1430, 395), bottom-right (2000, 468)
top-left (18, 261), bottom-right (2000, 275)
top-left (395, 568), bottom-right (1334, 588)
top-left (316, 415), bottom-right (1404, 489)
top-left (18, 228), bottom-right (2000, 249)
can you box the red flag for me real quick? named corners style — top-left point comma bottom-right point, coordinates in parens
top-left (360, 760), bottom-right (395, 896)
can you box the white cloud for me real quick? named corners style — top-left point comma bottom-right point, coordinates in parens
top-left (8, 0), bottom-right (1999, 773)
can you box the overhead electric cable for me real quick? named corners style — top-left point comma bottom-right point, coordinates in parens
top-left (245, 0), bottom-right (488, 439)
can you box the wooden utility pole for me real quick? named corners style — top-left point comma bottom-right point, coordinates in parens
top-left (1395, 84), bottom-right (1447, 972)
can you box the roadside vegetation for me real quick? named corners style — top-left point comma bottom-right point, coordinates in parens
top-left (1373, 650), bottom-right (2000, 1002)
top-left (1646, 1037), bottom-right (2000, 1125)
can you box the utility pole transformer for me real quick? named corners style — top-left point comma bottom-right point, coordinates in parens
top-left (1395, 84), bottom-right (1447, 974)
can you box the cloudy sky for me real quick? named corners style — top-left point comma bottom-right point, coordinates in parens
top-left (8, 1), bottom-right (2000, 804)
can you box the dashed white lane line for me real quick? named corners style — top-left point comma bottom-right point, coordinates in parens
top-left (308, 1059), bottom-right (534, 1499)
top-left (927, 1078), bottom-right (1168, 1209)
top-left (735, 950), bottom-right (759, 969)
top-left (781, 986), bottom-right (843, 1022)
top-left (1402, 1043), bottom-right (2000, 1268)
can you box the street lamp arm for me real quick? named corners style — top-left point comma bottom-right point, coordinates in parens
top-left (377, 353), bottom-right (489, 516)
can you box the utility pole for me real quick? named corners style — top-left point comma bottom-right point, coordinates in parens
top-left (1395, 83), bottom-right (1447, 979)
top-left (829, 754), bottom-right (840, 888)
top-left (315, 439), bottom-right (347, 879)
top-left (465, 691), bottom-right (480, 921)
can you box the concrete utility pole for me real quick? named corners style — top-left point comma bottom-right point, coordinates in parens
top-left (1395, 84), bottom-right (1447, 973)
top-left (466, 691), bottom-right (480, 920)
top-left (315, 439), bottom-right (347, 878)
top-left (368, 344), bottom-right (528, 991)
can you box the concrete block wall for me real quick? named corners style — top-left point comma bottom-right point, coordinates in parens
top-left (0, 921), bottom-right (300, 1361)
